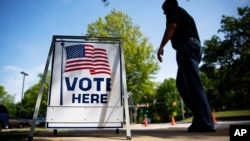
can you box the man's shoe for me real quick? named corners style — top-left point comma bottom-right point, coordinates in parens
top-left (188, 125), bottom-right (216, 133)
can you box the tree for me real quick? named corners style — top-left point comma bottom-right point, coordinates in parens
top-left (154, 78), bottom-right (186, 122)
top-left (201, 7), bottom-right (250, 110)
top-left (0, 85), bottom-right (16, 117)
top-left (100, 0), bottom-right (190, 6)
top-left (21, 72), bottom-right (50, 118)
top-left (101, 0), bottom-right (109, 6)
top-left (86, 10), bottom-right (160, 103)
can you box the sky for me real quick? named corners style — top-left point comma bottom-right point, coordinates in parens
top-left (0, 0), bottom-right (249, 103)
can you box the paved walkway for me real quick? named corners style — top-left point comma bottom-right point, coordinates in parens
top-left (31, 121), bottom-right (250, 141)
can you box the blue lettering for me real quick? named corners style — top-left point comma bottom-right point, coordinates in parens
top-left (106, 78), bottom-right (111, 91)
top-left (65, 77), bottom-right (78, 91)
top-left (101, 94), bottom-right (108, 103)
top-left (65, 77), bottom-right (111, 92)
top-left (79, 78), bottom-right (91, 91)
top-left (72, 94), bottom-right (81, 103)
top-left (82, 94), bottom-right (89, 103)
top-left (91, 94), bottom-right (99, 103)
top-left (93, 78), bottom-right (104, 91)
top-left (71, 93), bottom-right (108, 104)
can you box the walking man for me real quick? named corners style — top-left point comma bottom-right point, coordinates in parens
top-left (157, 0), bottom-right (216, 132)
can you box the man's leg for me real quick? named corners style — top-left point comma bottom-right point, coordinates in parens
top-left (176, 68), bottom-right (194, 112)
top-left (176, 39), bottom-right (215, 131)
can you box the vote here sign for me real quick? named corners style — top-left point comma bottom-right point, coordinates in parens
top-left (46, 39), bottom-right (124, 128)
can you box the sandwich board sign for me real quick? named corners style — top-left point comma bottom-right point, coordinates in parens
top-left (28, 35), bottom-right (131, 140)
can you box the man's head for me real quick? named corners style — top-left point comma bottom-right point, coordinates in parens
top-left (162, 0), bottom-right (178, 14)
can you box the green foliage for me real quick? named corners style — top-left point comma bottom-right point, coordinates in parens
top-left (21, 72), bottom-right (50, 118)
top-left (87, 9), bottom-right (160, 103)
top-left (201, 6), bottom-right (250, 111)
top-left (154, 78), bottom-right (185, 121)
top-left (0, 85), bottom-right (16, 117)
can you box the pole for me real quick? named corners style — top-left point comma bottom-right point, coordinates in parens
top-left (28, 36), bottom-right (55, 141)
top-left (120, 39), bottom-right (131, 140)
top-left (20, 71), bottom-right (28, 119)
top-left (180, 98), bottom-right (185, 120)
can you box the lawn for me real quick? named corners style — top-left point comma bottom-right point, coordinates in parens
top-left (215, 109), bottom-right (250, 118)
top-left (181, 109), bottom-right (250, 122)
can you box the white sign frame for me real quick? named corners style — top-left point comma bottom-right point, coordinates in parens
top-left (28, 35), bottom-right (131, 140)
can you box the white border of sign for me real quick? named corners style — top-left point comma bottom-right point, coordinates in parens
top-left (48, 39), bottom-right (123, 128)
top-left (28, 35), bottom-right (131, 140)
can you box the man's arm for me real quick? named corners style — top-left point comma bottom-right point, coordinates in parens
top-left (157, 23), bottom-right (177, 62)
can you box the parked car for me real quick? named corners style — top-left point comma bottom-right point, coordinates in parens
top-left (28, 117), bottom-right (46, 127)
top-left (0, 105), bottom-right (9, 131)
top-left (36, 117), bottom-right (46, 127)
top-left (8, 117), bottom-right (24, 128)
top-left (18, 119), bottom-right (32, 126)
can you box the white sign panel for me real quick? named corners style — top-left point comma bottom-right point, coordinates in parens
top-left (47, 40), bottom-right (123, 128)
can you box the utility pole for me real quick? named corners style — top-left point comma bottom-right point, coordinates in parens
top-left (20, 71), bottom-right (28, 118)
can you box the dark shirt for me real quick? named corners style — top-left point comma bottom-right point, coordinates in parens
top-left (166, 6), bottom-right (200, 47)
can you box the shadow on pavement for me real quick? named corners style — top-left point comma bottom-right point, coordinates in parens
top-left (32, 127), bottom-right (229, 141)
top-left (32, 121), bottom-right (250, 141)
top-left (1, 120), bottom-right (249, 141)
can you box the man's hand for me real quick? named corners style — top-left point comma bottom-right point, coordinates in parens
top-left (157, 47), bottom-right (164, 62)
top-left (157, 24), bottom-right (176, 62)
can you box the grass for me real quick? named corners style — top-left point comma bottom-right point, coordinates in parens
top-left (181, 109), bottom-right (250, 122)
top-left (0, 128), bottom-right (51, 141)
top-left (214, 110), bottom-right (250, 118)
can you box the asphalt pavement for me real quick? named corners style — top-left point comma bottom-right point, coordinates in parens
top-left (29, 120), bottom-right (250, 141)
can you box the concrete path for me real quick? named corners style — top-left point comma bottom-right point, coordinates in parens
top-left (31, 120), bottom-right (250, 141)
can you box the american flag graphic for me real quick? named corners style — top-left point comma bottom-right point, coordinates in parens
top-left (64, 44), bottom-right (111, 75)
